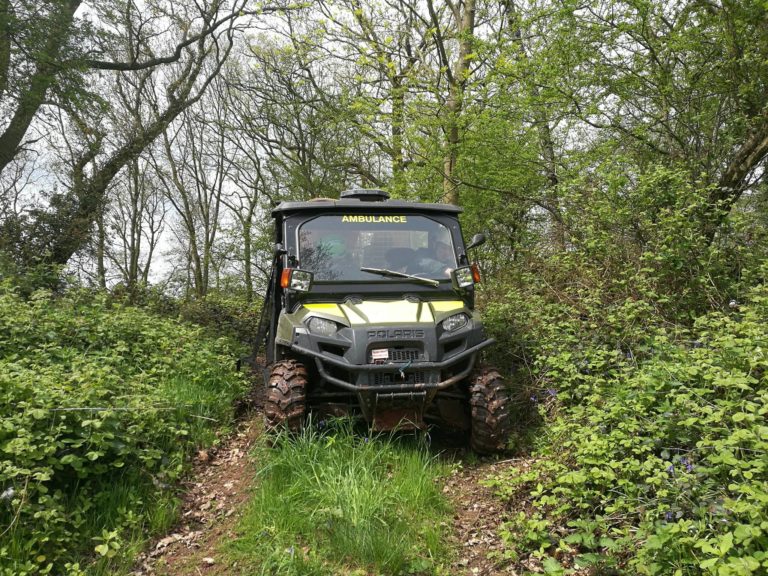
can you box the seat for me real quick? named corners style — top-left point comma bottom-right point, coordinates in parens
top-left (385, 247), bottom-right (415, 271)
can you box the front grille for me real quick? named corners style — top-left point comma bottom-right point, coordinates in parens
top-left (372, 370), bottom-right (438, 386)
top-left (369, 347), bottom-right (423, 363)
top-left (389, 348), bottom-right (421, 362)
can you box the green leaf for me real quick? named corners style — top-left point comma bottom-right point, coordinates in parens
top-left (645, 535), bottom-right (667, 550)
top-left (733, 524), bottom-right (752, 543)
top-left (719, 532), bottom-right (734, 556)
top-left (542, 556), bottom-right (565, 575)
top-left (94, 544), bottom-right (109, 557)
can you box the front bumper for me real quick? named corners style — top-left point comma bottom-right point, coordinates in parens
top-left (280, 320), bottom-right (492, 428)
top-left (280, 317), bottom-right (491, 392)
top-left (290, 338), bottom-right (495, 392)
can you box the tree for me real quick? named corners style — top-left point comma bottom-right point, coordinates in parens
top-left (0, 0), bottom-right (84, 174)
top-left (426, 0), bottom-right (477, 205)
top-left (0, 0), bottom-right (295, 269)
top-left (226, 33), bottom-right (376, 200)
top-left (155, 100), bottom-right (228, 299)
top-left (218, 72), bottom-right (271, 302)
top-left (543, 0), bottom-right (768, 238)
top-left (311, 0), bottom-right (432, 195)
top-left (103, 158), bottom-right (167, 293)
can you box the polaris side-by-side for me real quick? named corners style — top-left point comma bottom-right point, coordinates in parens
top-left (257, 188), bottom-right (512, 453)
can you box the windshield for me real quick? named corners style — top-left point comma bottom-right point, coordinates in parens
top-left (297, 214), bottom-right (458, 281)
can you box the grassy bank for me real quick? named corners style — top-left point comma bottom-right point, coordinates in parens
top-left (0, 285), bottom-right (248, 575)
top-left (484, 277), bottom-right (768, 574)
top-left (225, 420), bottom-right (452, 575)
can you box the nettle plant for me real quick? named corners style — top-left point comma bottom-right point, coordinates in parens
top-left (0, 285), bottom-right (247, 574)
top-left (488, 279), bottom-right (768, 575)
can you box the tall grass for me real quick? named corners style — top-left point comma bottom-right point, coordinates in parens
top-left (226, 420), bottom-right (452, 575)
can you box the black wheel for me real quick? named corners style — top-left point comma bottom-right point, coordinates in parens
top-left (265, 359), bottom-right (307, 431)
top-left (469, 368), bottom-right (512, 454)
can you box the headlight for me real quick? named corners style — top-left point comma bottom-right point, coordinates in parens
top-left (307, 316), bottom-right (339, 337)
top-left (442, 313), bottom-right (468, 332)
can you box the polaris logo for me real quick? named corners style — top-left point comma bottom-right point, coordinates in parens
top-left (367, 329), bottom-right (425, 339)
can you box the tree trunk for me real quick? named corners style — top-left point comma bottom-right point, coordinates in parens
top-left (0, 0), bottom-right (81, 175)
top-left (391, 75), bottom-right (407, 194)
top-left (0, 0), bottom-right (12, 97)
top-left (430, 0), bottom-right (475, 206)
top-left (127, 159), bottom-right (142, 294)
top-left (442, 91), bottom-right (461, 205)
top-left (705, 112), bottom-right (768, 241)
top-left (96, 213), bottom-right (107, 289)
top-left (243, 219), bottom-right (253, 302)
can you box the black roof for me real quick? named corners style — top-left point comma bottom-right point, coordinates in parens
top-left (271, 197), bottom-right (463, 218)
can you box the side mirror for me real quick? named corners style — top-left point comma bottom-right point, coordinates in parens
top-left (280, 268), bottom-right (313, 292)
top-left (274, 243), bottom-right (287, 256)
top-left (465, 233), bottom-right (486, 251)
top-left (451, 266), bottom-right (475, 289)
top-left (451, 264), bottom-right (482, 290)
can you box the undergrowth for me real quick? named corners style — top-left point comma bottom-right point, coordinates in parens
top-left (225, 419), bottom-right (452, 575)
top-left (0, 284), bottom-right (248, 574)
top-left (485, 275), bottom-right (768, 574)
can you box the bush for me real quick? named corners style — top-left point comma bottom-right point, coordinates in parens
top-left (177, 292), bottom-right (262, 344)
top-left (486, 278), bottom-right (768, 575)
top-left (0, 284), bottom-right (248, 574)
top-left (0, 252), bottom-right (64, 296)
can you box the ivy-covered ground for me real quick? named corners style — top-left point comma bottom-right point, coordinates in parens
top-left (0, 285), bottom-right (248, 575)
top-left (484, 277), bottom-right (768, 575)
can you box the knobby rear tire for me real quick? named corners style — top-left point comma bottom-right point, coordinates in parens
top-left (469, 368), bottom-right (512, 454)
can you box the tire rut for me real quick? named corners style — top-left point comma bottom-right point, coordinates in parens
top-left (132, 416), bottom-right (262, 575)
top-left (133, 412), bottom-right (525, 575)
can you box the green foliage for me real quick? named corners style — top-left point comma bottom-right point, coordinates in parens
top-left (0, 284), bottom-right (248, 574)
top-left (477, 162), bottom-right (768, 576)
top-left (177, 291), bottom-right (262, 344)
top-left (485, 274), bottom-right (768, 575)
top-left (226, 419), bottom-right (451, 575)
top-left (106, 286), bottom-right (262, 345)
top-left (0, 251), bottom-right (64, 296)
top-left (479, 163), bottom-right (760, 359)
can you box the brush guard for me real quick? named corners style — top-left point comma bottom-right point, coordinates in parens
top-left (373, 391), bottom-right (428, 430)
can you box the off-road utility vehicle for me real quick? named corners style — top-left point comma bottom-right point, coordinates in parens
top-left (257, 188), bottom-right (512, 453)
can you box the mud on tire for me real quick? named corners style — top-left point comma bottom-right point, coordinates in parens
top-left (469, 368), bottom-right (512, 454)
top-left (265, 359), bottom-right (307, 431)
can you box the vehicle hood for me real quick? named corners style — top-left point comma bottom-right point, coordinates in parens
top-left (303, 299), bottom-right (466, 326)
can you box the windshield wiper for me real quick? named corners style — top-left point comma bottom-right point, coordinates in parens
top-left (360, 267), bottom-right (440, 287)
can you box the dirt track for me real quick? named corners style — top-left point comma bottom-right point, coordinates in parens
top-left (132, 414), bottom-right (522, 576)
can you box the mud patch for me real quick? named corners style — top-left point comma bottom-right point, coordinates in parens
top-left (132, 417), bottom-right (261, 575)
top-left (444, 457), bottom-right (530, 575)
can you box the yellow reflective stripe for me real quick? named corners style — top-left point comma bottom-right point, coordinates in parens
top-left (304, 303), bottom-right (339, 310)
top-left (303, 303), bottom-right (344, 318)
top-left (305, 300), bottom-right (458, 326)
top-left (430, 301), bottom-right (464, 312)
